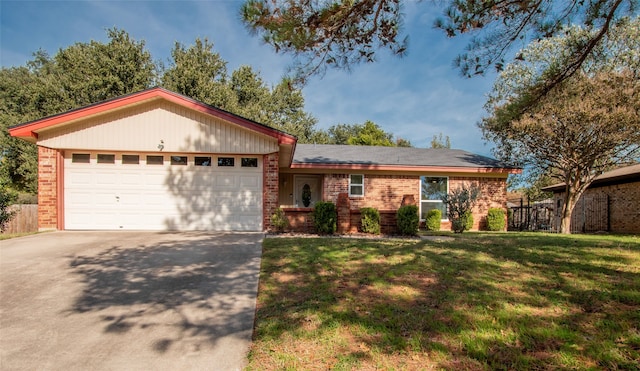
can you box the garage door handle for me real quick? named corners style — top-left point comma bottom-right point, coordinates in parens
top-left (115, 196), bottom-right (120, 202)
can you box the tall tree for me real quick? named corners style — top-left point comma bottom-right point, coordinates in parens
top-left (480, 18), bottom-right (640, 234)
top-left (162, 39), bottom-right (320, 142)
top-left (241, 0), bottom-right (636, 85)
top-left (1, 29), bottom-right (157, 195)
top-left (162, 38), bottom-right (236, 109)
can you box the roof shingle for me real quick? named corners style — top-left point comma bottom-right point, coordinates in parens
top-left (292, 144), bottom-right (514, 169)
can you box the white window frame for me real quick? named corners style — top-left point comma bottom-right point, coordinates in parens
top-left (420, 176), bottom-right (449, 221)
top-left (349, 174), bottom-right (365, 197)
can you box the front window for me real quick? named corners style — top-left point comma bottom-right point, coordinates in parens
top-left (349, 174), bottom-right (364, 197)
top-left (420, 176), bottom-right (448, 220)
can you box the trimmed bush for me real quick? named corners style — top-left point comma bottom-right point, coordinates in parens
top-left (451, 210), bottom-right (474, 233)
top-left (425, 209), bottom-right (442, 231)
top-left (463, 211), bottom-right (474, 231)
top-left (486, 208), bottom-right (506, 231)
top-left (397, 205), bottom-right (419, 236)
top-left (313, 201), bottom-right (337, 234)
top-left (360, 207), bottom-right (381, 234)
top-left (270, 207), bottom-right (289, 233)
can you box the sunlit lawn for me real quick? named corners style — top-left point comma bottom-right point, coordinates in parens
top-left (247, 233), bottom-right (640, 370)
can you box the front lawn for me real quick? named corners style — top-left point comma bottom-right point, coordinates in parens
top-left (247, 233), bottom-right (640, 370)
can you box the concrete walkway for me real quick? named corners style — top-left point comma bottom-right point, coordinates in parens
top-left (0, 231), bottom-right (263, 371)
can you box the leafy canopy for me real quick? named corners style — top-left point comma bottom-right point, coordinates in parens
top-left (481, 17), bottom-right (640, 233)
top-left (241, 0), bottom-right (637, 85)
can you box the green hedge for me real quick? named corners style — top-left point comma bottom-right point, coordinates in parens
top-left (313, 201), bottom-right (337, 234)
top-left (486, 208), bottom-right (506, 231)
top-left (397, 205), bottom-right (419, 236)
top-left (425, 209), bottom-right (442, 231)
top-left (270, 207), bottom-right (289, 232)
top-left (360, 207), bottom-right (381, 234)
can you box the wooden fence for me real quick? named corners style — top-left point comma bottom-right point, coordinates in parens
top-left (2, 204), bottom-right (38, 234)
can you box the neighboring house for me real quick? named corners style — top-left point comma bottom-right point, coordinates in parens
top-left (542, 164), bottom-right (640, 234)
top-left (8, 87), bottom-right (520, 233)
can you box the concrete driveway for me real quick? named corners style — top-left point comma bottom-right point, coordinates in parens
top-left (0, 231), bottom-right (263, 370)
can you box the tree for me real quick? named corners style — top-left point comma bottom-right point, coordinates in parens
top-left (430, 133), bottom-right (451, 149)
top-left (162, 38), bottom-right (236, 109)
top-left (241, 0), bottom-right (636, 85)
top-left (442, 184), bottom-right (480, 233)
top-left (346, 121), bottom-right (395, 146)
top-left (323, 121), bottom-right (395, 146)
top-left (162, 39), bottom-right (320, 142)
top-left (480, 18), bottom-right (640, 233)
top-left (1, 29), bottom-right (158, 195)
top-left (395, 138), bottom-right (413, 147)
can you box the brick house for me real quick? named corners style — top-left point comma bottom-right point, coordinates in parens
top-left (542, 164), bottom-right (640, 233)
top-left (9, 87), bottom-right (519, 233)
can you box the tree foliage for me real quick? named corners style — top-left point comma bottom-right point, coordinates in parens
top-left (321, 121), bottom-right (398, 146)
top-left (481, 18), bottom-right (640, 233)
top-left (162, 38), bottom-right (319, 142)
top-left (442, 184), bottom-right (480, 233)
top-left (1, 28), bottom-right (157, 195)
top-left (242, 0), bottom-right (407, 82)
top-left (430, 133), bottom-right (451, 149)
top-left (241, 0), bottom-right (636, 85)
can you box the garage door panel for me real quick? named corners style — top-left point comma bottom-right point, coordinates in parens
top-left (65, 153), bottom-right (262, 231)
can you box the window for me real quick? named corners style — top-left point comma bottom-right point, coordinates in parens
top-left (97, 154), bottom-right (115, 164)
top-left (349, 174), bottom-right (364, 197)
top-left (146, 155), bottom-right (164, 165)
top-left (241, 157), bottom-right (258, 168)
top-left (195, 156), bottom-right (211, 166)
top-left (217, 157), bottom-right (235, 167)
top-left (122, 155), bottom-right (139, 165)
top-left (72, 153), bottom-right (90, 163)
top-left (170, 156), bottom-right (187, 165)
top-left (420, 176), bottom-right (448, 220)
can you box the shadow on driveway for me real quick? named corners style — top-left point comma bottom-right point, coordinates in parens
top-left (1, 231), bottom-right (263, 370)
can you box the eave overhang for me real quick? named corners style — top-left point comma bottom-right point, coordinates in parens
top-left (8, 87), bottom-right (297, 148)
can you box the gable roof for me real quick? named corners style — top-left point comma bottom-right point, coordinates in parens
top-left (542, 163), bottom-right (640, 192)
top-left (291, 144), bottom-right (519, 173)
top-left (8, 87), bottom-right (297, 146)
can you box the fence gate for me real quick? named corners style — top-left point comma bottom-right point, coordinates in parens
top-left (571, 194), bottom-right (609, 233)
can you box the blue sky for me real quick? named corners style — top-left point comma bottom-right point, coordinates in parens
top-left (1, 0), bottom-right (500, 155)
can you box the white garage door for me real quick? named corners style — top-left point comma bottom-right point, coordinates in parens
top-left (64, 152), bottom-right (263, 231)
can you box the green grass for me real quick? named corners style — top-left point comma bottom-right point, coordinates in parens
top-left (247, 233), bottom-right (640, 370)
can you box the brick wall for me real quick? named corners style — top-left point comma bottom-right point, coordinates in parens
top-left (449, 176), bottom-right (508, 231)
top-left (283, 173), bottom-right (509, 233)
top-left (552, 181), bottom-right (640, 233)
top-left (323, 174), bottom-right (416, 211)
top-left (37, 146), bottom-right (60, 230)
top-left (263, 152), bottom-right (279, 231)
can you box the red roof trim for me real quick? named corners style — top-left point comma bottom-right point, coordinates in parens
top-left (290, 163), bottom-right (521, 174)
top-left (8, 87), bottom-right (297, 145)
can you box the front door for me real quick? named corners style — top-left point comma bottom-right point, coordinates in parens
top-left (294, 176), bottom-right (321, 208)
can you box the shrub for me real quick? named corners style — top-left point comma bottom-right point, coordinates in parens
top-left (450, 211), bottom-right (474, 233)
top-left (360, 207), bottom-right (380, 234)
top-left (442, 185), bottom-right (480, 233)
top-left (397, 205), bottom-right (419, 236)
top-left (313, 201), bottom-right (337, 234)
top-left (0, 188), bottom-right (17, 233)
top-left (270, 207), bottom-right (289, 233)
top-left (425, 209), bottom-right (442, 231)
top-left (486, 208), bottom-right (506, 231)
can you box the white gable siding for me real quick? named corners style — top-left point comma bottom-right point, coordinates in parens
top-left (37, 100), bottom-right (278, 154)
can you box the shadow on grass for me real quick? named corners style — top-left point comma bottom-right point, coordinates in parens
top-left (67, 233), bottom-right (262, 353)
top-left (250, 234), bottom-right (640, 369)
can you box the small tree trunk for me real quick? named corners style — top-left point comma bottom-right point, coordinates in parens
top-left (559, 186), bottom-right (582, 234)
